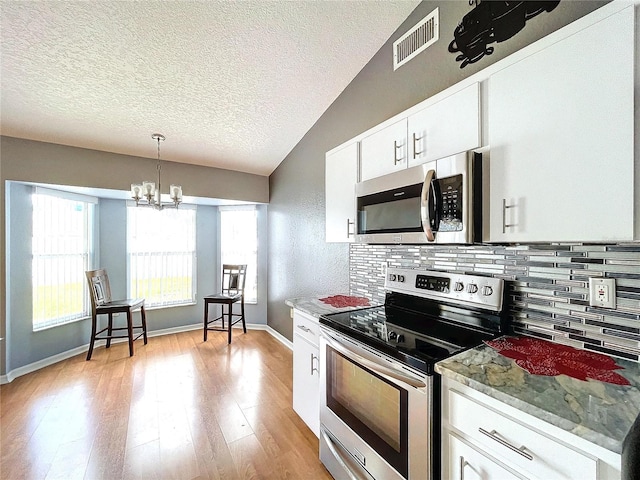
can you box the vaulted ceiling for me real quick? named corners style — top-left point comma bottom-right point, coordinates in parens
top-left (1, 1), bottom-right (420, 176)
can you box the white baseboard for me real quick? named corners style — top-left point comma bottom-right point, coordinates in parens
top-left (0, 322), bottom-right (291, 384)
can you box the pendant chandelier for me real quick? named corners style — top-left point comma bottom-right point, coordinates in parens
top-left (131, 133), bottom-right (182, 209)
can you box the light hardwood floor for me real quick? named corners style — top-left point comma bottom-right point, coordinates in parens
top-left (0, 329), bottom-right (333, 480)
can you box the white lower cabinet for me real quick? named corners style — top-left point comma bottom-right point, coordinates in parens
top-left (292, 309), bottom-right (320, 436)
top-left (441, 377), bottom-right (621, 480)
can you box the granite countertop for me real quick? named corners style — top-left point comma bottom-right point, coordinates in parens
top-left (285, 294), bottom-right (374, 319)
top-left (435, 338), bottom-right (640, 454)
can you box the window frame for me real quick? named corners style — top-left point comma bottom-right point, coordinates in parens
top-left (31, 187), bottom-right (97, 331)
top-left (219, 205), bottom-right (259, 304)
top-left (126, 203), bottom-right (197, 309)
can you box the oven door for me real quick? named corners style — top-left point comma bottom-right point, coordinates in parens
top-left (319, 326), bottom-right (433, 480)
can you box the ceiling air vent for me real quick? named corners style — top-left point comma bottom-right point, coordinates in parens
top-left (393, 8), bottom-right (439, 70)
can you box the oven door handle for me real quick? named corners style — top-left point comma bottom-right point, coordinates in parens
top-left (321, 428), bottom-right (375, 480)
top-left (321, 329), bottom-right (427, 389)
top-left (420, 169), bottom-right (436, 242)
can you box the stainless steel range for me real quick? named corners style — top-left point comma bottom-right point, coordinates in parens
top-left (318, 268), bottom-right (505, 480)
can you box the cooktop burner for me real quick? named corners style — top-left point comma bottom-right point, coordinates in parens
top-left (319, 268), bottom-right (506, 374)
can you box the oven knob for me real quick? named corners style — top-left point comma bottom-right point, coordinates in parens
top-left (398, 275), bottom-right (405, 282)
top-left (482, 286), bottom-right (494, 296)
top-left (454, 281), bottom-right (464, 292)
top-left (388, 331), bottom-right (404, 343)
top-left (389, 274), bottom-right (397, 281)
top-left (467, 283), bottom-right (478, 294)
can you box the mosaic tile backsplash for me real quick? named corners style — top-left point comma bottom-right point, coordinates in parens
top-left (349, 244), bottom-right (640, 363)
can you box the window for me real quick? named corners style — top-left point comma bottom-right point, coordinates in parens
top-left (220, 206), bottom-right (258, 303)
top-left (127, 205), bottom-right (196, 308)
top-left (32, 188), bottom-right (96, 331)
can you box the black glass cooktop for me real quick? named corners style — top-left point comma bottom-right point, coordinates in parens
top-left (319, 293), bottom-right (504, 374)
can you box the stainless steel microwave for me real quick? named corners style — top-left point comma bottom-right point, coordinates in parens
top-left (355, 151), bottom-right (482, 244)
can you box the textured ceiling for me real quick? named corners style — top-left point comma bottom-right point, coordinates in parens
top-left (1, 0), bottom-right (419, 176)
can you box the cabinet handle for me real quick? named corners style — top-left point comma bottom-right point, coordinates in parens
top-left (502, 199), bottom-right (516, 234)
top-left (478, 427), bottom-right (533, 461)
top-left (459, 456), bottom-right (470, 480)
top-left (346, 218), bottom-right (355, 237)
top-left (310, 353), bottom-right (319, 375)
top-left (412, 132), bottom-right (423, 159)
top-left (393, 140), bottom-right (403, 165)
top-left (297, 324), bottom-right (311, 333)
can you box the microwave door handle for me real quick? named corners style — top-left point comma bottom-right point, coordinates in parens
top-left (420, 169), bottom-right (436, 242)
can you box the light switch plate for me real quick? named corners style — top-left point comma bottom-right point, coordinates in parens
top-left (589, 277), bottom-right (616, 308)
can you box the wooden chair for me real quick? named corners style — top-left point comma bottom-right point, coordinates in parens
top-left (203, 264), bottom-right (247, 344)
top-left (85, 269), bottom-right (147, 360)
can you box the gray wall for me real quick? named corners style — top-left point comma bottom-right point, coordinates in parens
top-left (1, 136), bottom-right (269, 375)
top-left (267, 0), bottom-right (608, 341)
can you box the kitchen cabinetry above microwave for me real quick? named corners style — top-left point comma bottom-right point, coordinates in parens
top-left (360, 119), bottom-right (407, 181)
top-left (407, 83), bottom-right (480, 168)
top-left (487, 5), bottom-right (635, 243)
top-left (360, 83), bottom-right (481, 182)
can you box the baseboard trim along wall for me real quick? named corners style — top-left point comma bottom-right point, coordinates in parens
top-left (0, 323), bottom-right (292, 385)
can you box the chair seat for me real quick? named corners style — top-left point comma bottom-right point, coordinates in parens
top-left (97, 298), bottom-right (145, 310)
top-left (204, 293), bottom-right (242, 302)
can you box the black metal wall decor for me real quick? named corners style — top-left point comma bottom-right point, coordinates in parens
top-left (449, 1), bottom-right (560, 68)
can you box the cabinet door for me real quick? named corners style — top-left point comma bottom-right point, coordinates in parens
top-left (487, 6), bottom-right (634, 242)
top-left (325, 142), bottom-right (358, 242)
top-left (448, 434), bottom-right (524, 480)
top-left (293, 333), bottom-right (320, 437)
top-left (360, 119), bottom-right (407, 181)
top-left (408, 83), bottom-right (480, 168)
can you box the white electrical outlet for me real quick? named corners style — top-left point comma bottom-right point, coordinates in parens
top-left (589, 277), bottom-right (616, 308)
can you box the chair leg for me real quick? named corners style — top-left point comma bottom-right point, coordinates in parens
top-left (127, 310), bottom-right (134, 357)
top-left (203, 300), bottom-right (209, 342)
top-left (241, 298), bottom-right (247, 334)
top-left (227, 303), bottom-right (232, 344)
top-left (140, 306), bottom-right (148, 345)
top-left (86, 313), bottom-right (97, 361)
top-left (106, 313), bottom-right (113, 348)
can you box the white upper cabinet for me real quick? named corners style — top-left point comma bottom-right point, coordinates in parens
top-left (359, 83), bottom-right (481, 182)
top-left (487, 6), bottom-right (635, 243)
top-left (408, 83), bottom-right (481, 168)
top-left (325, 142), bottom-right (358, 242)
top-left (360, 119), bottom-right (407, 181)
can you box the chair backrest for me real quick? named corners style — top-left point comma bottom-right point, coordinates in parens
top-left (86, 269), bottom-right (113, 309)
top-left (222, 264), bottom-right (247, 295)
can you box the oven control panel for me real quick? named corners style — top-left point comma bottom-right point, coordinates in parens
top-left (385, 267), bottom-right (504, 311)
top-left (415, 274), bottom-right (450, 293)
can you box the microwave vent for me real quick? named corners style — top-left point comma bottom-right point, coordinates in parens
top-left (393, 8), bottom-right (439, 70)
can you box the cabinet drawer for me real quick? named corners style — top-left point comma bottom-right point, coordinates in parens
top-left (292, 310), bottom-right (320, 346)
top-left (448, 389), bottom-right (598, 480)
top-left (448, 432), bottom-right (523, 480)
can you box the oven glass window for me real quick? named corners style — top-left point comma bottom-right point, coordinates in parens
top-left (326, 347), bottom-right (408, 478)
